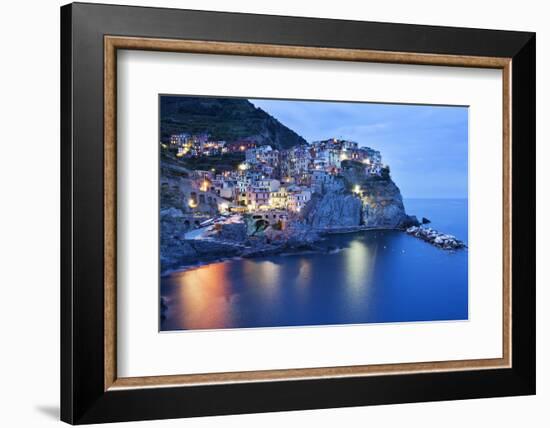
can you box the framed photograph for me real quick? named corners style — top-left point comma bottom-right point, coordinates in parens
top-left (61, 2), bottom-right (535, 424)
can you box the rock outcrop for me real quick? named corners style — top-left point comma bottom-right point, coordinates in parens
top-left (342, 161), bottom-right (418, 229)
top-left (160, 213), bottom-right (324, 273)
top-left (160, 209), bottom-right (246, 272)
top-left (359, 178), bottom-right (416, 228)
top-left (406, 226), bottom-right (466, 250)
top-left (215, 222), bottom-right (248, 242)
top-left (303, 191), bottom-right (362, 230)
top-left (264, 221), bottom-right (320, 245)
top-left (160, 215), bottom-right (198, 272)
top-left (302, 161), bottom-right (419, 230)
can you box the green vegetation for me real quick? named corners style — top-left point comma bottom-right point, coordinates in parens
top-left (160, 96), bottom-right (306, 149)
top-left (380, 166), bottom-right (391, 179)
top-left (160, 148), bottom-right (244, 176)
top-left (178, 152), bottom-right (245, 173)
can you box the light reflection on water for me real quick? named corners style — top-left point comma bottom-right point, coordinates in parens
top-left (172, 262), bottom-right (232, 330)
top-left (161, 233), bottom-right (467, 331)
top-left (295, 259), bottom-right (312, 301)
top-left (161, 199), bottom-right (468, 331)
top-left (343, 240), bottom-right (376, 317)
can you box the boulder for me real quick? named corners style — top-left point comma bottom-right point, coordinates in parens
top-left (405, 226), bottom-right (466, 250)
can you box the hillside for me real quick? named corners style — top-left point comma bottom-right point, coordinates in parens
top-left (160, 96), bottom-right (307, 149)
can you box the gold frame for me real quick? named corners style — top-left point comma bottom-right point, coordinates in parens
top-left (104, 36), bottom-right (512, 391)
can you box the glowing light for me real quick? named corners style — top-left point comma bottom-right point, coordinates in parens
top-left (218, 203), bottom-right (229, 212)
top-left (295, 259), bottom-right (312, 296)
top-left (200, 181), bottom-right (209, 192)
top-left (238, 163), bottom-right (247, 171)
top-left (346, 240), bottom-right (371, 292)
top-left (188, 199), bottom-right (198, 208)
top-left (176, 262), bottom-right (232, 329)
top-left (353, 185), bottom-right (361, 194)
top-left (240, 145), bottom-right (245, 151)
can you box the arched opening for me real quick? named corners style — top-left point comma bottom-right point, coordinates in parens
top-left (254, 219), bottom-right (269, 233)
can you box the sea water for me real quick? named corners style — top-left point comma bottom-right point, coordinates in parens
top-left (160, 198), bottom-right (468, 331)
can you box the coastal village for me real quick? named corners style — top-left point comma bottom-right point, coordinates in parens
top-left (159, 97), bottom-right (466, 273)
top-left (163, 133), bottom-right (384, 224)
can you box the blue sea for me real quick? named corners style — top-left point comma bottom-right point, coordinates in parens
top-left (160, 198), bottom-right (468, 331)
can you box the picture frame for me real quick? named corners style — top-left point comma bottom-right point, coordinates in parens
top-left (61, 2), bottom-right (535, 424)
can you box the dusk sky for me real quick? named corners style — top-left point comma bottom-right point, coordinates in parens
top-left (251, 99), bottom-right (468, 199)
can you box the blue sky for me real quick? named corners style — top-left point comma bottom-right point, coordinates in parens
top-left (251, 99), bottom-right (468, 199)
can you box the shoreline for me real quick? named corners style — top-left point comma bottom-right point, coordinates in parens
top-left (161, 227), bottom-right (404, 276)
top-left (162, 224), bottom-right (467, 276)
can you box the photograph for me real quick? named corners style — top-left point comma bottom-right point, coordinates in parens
top-left (159, 95), bottom-right (469, 331)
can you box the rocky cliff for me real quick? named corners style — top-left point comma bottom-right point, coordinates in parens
top-left (303, 161), bottom-right (418, 230)
top-left (160, 209), bottom-right (323, 273)
top-left (160, 96), bottom-right (307, 149)
top-left (303, 191), bottom-right (363, 229)
top-left (358, 178), bottom-right (414, 228)
top-left (345, 161), bottom-right (418, 229)
top-left (160, 209), bottom-right (248, 272)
